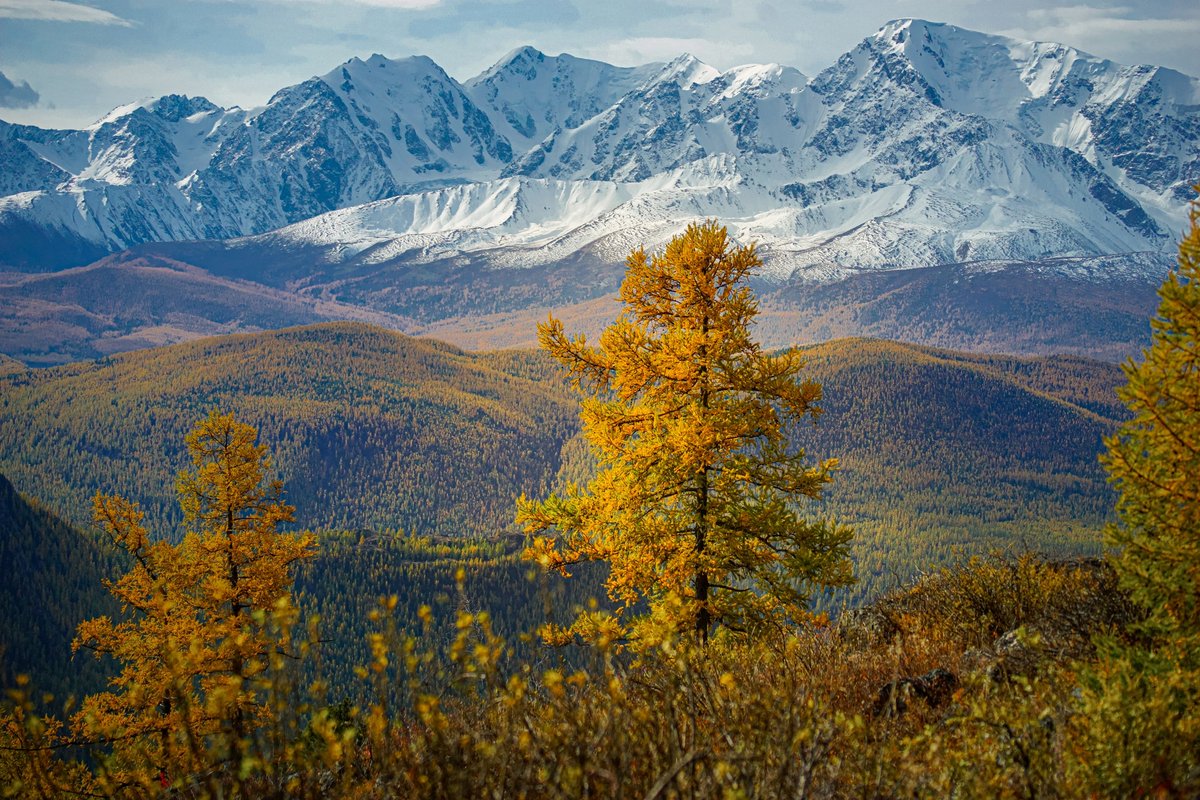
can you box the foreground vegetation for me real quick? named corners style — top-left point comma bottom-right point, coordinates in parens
top-left (0, 551), bottom-right (1174, 798)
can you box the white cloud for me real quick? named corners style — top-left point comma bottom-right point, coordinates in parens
top-left (268, 0), bottom-right (443, 7)
top-left (350, 0), bottom-right (443, 6)
top-left (0, 0), bottom-right (133, 25)
top-left (1004, 5), bottom-right (1200, 62)
top-left (579, 37), bottom-right (755, 69)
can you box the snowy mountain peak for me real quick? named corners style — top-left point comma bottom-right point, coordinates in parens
top-left (861, 17), bottom-right (1190, 111)
top-left (650, 53), bottom-right (721, 88)
top-left (717, 62), bottom-right (806, 97)
top-left (321, 52), bottom-right (449, 90)
top-left (467, 46), bottom-right (660, 144)
top-left (870, 19), bottom-right (1076, 82)
top-left (874, 18), bottom-right (1019, 55)
top-left (144, 94), bottom-right (221, 123)
top-left (873, 18), bottom-right (929, 46)
top-left (489, 45), bottom-right (548, 75)
top-left (471, 46), bottom-right (553, 89)
top-left (90, 99), bottom-right (155, 128)
top-left (824, 17), bottom-right (1197, 212)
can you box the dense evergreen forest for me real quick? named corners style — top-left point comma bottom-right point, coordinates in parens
top-left (0, 507), bottom-right (602, 712)
top-left (0, 475), bottom-right (119, 702)
top-left (0, 325), bottom-right (1122, 583)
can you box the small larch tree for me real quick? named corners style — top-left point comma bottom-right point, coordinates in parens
top-left (518, 221), bottom-right (853, 645)
top-left (72, 411), bottom-right (316, 789)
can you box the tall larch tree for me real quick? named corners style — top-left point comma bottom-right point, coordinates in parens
top-left (1079, 195), bottom-right (1200, 796)
top-left (1102, 195), bottom-right (1200, 644)
top-left (518, 221), bottom-right (852, 645)
top-left (72, 411), bottom-right (316, 790)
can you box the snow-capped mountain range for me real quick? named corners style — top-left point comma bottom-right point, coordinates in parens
top-left (1, 18), bottom-right (1196, 282)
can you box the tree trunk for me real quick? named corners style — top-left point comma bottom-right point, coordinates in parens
top-left (226, 496), bottom-right (246, 760)
top-left (695, 301), bottom-right (711, 644)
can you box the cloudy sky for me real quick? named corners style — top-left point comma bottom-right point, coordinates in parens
top-left (2, 0), bottom-right (1198, 129)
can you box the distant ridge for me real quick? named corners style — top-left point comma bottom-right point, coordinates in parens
top-left (0, 250), bottom-right (1160, 365)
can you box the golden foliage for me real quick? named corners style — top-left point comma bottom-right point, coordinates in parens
top-left (519, 221), bottom-right (852, 644)
top-left (70, 411), bottom-right (315, 791)
top-left (1073, 192), bottom-right (1200, 796)
top-left (1102, 195), bottom-right (1200, 643)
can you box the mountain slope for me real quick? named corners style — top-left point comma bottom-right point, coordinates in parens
top-left (0, 253), bottom-right (422, 367)
top-left (412, 255), bottom-right (1162, 361)
top-left (812, 338), bottom-right (1124, 599)
top-left (754, 255), bottom-right (1162, 362)
top-left (0, 323), bottom-right (580, 536)
top-left (0, 254), bottom-right (418, 366)
top-left (466, 46), bottom-right (660, 150)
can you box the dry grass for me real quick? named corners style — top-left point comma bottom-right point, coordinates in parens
top-left (5, 553), bottom-right (1175, 799)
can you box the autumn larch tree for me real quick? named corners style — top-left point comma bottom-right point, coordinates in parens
top-left (1102, 195), bottom-right (1200, 645)
top-left (518, 221), bottom-right (853, 645)
top-left (72, 411), bottom-right (315, 789)
top-left (1078, 195), bottom-right (1200, 796)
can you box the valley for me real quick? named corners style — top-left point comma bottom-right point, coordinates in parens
top-left (0, 322), bottom-right (1123, 596)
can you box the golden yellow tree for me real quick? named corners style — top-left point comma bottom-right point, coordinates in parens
top-left (72, 411), bottom-right (315, 789)
top-left (1102, 197), bottom-right (1200, 644)
top-left (1073, 195), bottom-right (1200, 795)
top-left (518, 221), bottom-right (852, 644)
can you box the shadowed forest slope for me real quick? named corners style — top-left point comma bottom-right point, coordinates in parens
top-left (0, 474), bottom-right (120, 701)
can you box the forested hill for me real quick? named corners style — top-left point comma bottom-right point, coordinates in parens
top-left (0, 322), bottom-right (580, 538)
top-left (0, 325), bottom-right (1124, 598)
top-left (797, 339), bottom-right (1125, 599)
top-left (547, 337), bottom-right (1125, 602)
